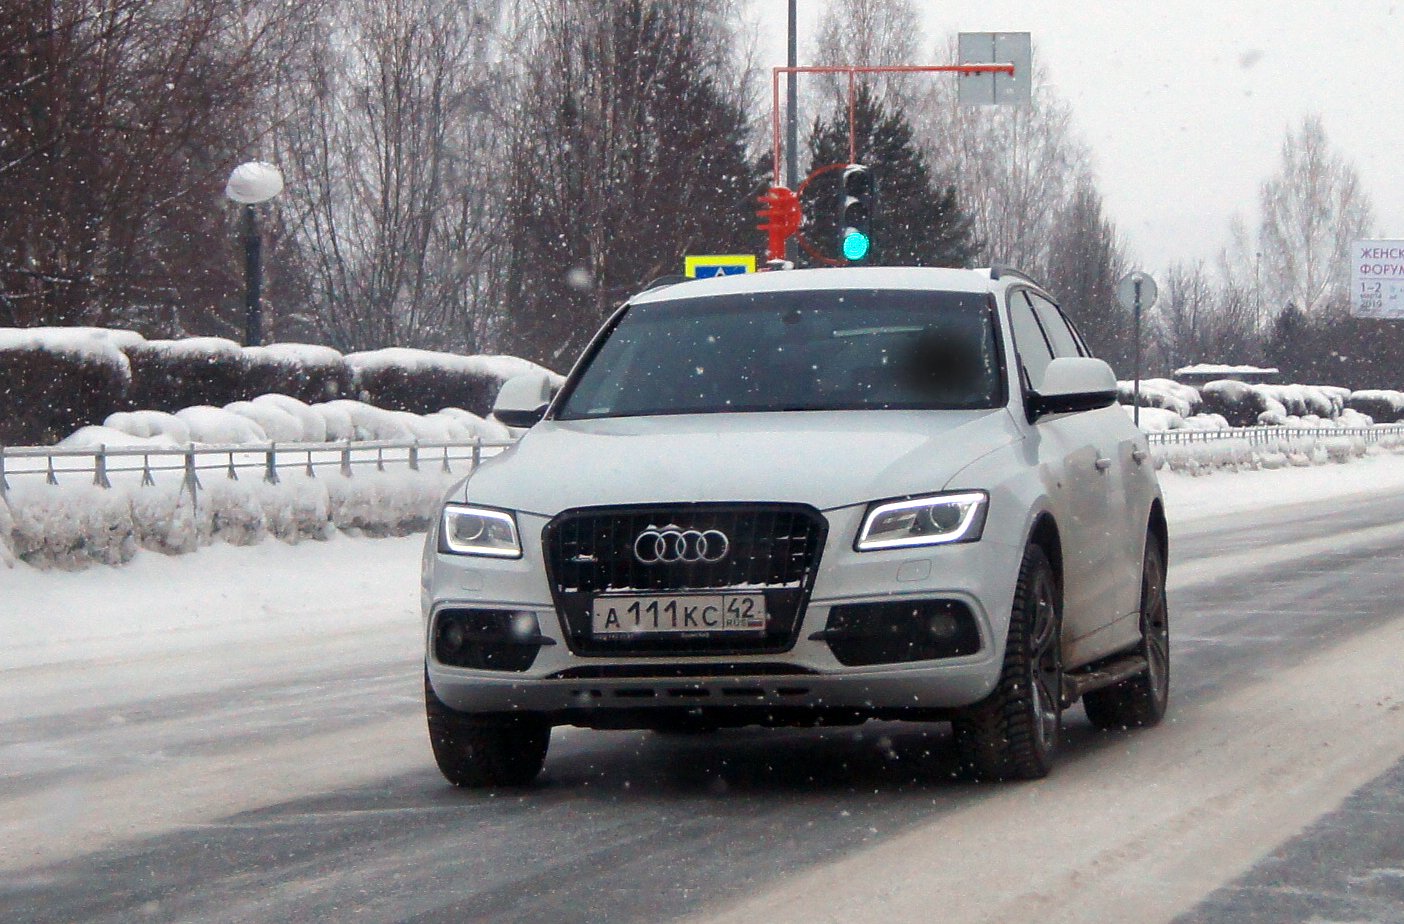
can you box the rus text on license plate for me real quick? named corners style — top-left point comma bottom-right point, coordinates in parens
top-left (590, 594), bottom-right (767, 636)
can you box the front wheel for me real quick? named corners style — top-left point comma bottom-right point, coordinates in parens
top-left (953, 542), bottom-right (1063, 781)
top-left (425, 672), bottom-right (550, 787)
top-left (1084, 533), bottom-right (1170, 730)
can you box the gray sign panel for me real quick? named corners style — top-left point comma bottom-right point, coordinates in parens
top-left (957, 32), bottom-right (1032, 106)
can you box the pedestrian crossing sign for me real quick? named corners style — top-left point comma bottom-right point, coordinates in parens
top-left (685, 255), bottom-right (757, 279)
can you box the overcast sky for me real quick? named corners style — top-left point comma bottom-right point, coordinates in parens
top-left (750, 0), bottom-right (1404, 275)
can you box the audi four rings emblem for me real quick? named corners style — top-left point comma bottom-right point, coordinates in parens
top-left (633, 527), bottom-right (730, 564)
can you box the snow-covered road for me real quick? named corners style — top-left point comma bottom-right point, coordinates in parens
top-left (5, 458), bottom-right (1404, 922)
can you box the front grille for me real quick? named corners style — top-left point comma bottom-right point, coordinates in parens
top-left (543, 503), bottom-right (827, 656)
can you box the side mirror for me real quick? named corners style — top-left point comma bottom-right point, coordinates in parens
top-left (493, 373), bottom-right (554, 428)
top-left (1029, 357), bottom-right (1118, 420)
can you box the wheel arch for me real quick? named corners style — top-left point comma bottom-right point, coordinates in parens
top-left (1026, 511), bottom-right (1063, 593)
top-left (1148, 496), bottom-right (1169, 565)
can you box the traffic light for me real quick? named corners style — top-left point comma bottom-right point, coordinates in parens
top-left (756, 186), bottom-right (802, 262)
top-left (837, 164), bottom-right (874, 263)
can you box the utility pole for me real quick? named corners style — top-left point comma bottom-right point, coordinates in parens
top-left (785, 0), bottom-right (798, 264)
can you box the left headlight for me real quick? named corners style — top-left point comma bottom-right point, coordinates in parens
top-left (855, 491), bottom-right (988, 551)
top-left (440, 504), bottom-right (522, 558)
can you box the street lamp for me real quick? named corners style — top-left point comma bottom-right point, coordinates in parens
top-left (225, 161), bottom-right (284, 347)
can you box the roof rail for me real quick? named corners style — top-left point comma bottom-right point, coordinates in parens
top-left (988, 264), bottom-right (1038, 285)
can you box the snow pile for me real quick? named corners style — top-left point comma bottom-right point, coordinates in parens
top-left (251, 394), bottom-right (327, 442)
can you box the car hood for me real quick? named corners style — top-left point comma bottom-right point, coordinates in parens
top-left (455, 409), bottom-right (1021, 514)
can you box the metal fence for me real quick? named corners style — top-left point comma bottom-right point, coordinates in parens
top-left (5, 422), bottom-right (1404, 502)
top-left (1145, 425), bottom-right (1404, 446)
top-left (0, 439), bottom-right (515, 506)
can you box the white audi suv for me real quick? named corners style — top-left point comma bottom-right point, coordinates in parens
top-left (422, 266), bottom-right (1169, 786)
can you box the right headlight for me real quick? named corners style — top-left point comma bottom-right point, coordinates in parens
top-left (854, 491), bottom-right (988, 551)
top-left (439, 504), bottom-right (522, 558)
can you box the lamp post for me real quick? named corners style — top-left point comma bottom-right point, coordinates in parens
top-left (224, 162), bottom-right (284, 346)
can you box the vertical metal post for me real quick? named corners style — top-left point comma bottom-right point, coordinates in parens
top-left (0, 447), bottom-right (8, 496)
top-left (1133, 284), bottom-right (1143, 428)
top-left (784, 0), bottom-right (798, 264)
top-left (93, 446), bottom-right (111, 489)
top-left (243, 204), bottom-right (263, 347)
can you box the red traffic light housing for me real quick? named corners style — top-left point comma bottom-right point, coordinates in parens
top-left (757, 186), bottom-right (802, 262)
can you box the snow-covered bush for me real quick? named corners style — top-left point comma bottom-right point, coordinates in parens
top-left (125, 337), bottom-right (248, 412)
top-left (243, 343), bottom-right (350, 405)
top-left (1122, 405), bottom-right (1184, 430)
top-left (5, 481), bottom-right (138, 569)
top-left (224, 400), bottom-right (304, 442)
top-left (1198, 380), bottom-right (1259, 427)
top-left (348, 348), bottom-right (561, 417)
top-left (1347, 390), bottom-right (1404, 424)
top-left (1117, 378), bottom-right (1202, 418)
top-left (327, 468), bottom-right (458, 537)
top-left (252, 394), bottom-right (328, 442)
top-left (0, 327), bottom-right (133, 445)
top-left (57, 425), bottom-right (182, 450)
top-left (0, 495), bottom-right (16, 567)
top-left (103, 410), bottom-right (193, 444)
top-left (175, 406), bottom-right (269, 444)
top-left (434, 407), bottom-right (512, 440)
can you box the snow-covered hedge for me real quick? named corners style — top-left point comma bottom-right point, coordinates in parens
top-left (347, 348), bottom-right (562, 417)
top-left (0, 326), bottom-right (557, 446)
top-left (0, 328), bottom-right (134, 445)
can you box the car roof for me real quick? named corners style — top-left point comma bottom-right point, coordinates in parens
top-left (630, 266), bottom-right (1003, 305)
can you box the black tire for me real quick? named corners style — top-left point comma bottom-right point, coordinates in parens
top-left (424, 672), bottom-right (550, 787)
top-left (954, 543), bottom-right (1063, 781)
top-left (1084, 533), bottom-right (1170, 730)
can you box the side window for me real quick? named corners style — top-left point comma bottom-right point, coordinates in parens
top-left (1028, 293), bottom-right (1084, 358)
top-left (1006, 290), bottom-right (1054, 390)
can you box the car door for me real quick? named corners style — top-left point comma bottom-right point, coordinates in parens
top-left (1029, 293), bottom-right (1148, 630)
top-left (1007, 289), bottom-right (1119, 648)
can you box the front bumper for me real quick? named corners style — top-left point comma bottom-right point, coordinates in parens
top-left (423, 507), bottom-right (1023, 722)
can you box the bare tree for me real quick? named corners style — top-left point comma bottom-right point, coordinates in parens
top-left (277, 0), bottom-right (504, 352)
top-left (812, 0), bottom-right (922, 105)
top-left (1248, 115), bottom-right (1375, 319)
top-left (1044, 176), bottom-right (1131, 370)
top-left (0, 0), bottom-right (315, 333)
top-left (917, 42), bottom-right (1090, 283)
top-left (1151, 259), bottom-right (1259, 373)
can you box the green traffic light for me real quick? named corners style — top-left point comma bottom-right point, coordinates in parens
top-left (842, 230), bottom-right (870, 262)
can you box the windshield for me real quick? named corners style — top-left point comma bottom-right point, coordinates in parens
top-left (556, 289), bottom-right (1002, 419)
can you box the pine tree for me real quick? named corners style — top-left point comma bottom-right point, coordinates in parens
top-left (801, 85), bottom-right (978, 269)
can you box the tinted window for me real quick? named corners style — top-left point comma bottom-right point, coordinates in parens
top-left (1028, 293), bottom-right (1085, 358)
top-left (556, 289), bottom-right (1002, 419)
top-left (1006, 290), bottom-right (1055, 390)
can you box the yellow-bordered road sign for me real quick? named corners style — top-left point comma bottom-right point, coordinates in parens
top-left (684, 254), bottom-right (756, 279)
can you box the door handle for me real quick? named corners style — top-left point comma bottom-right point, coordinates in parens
top-left (1131, 449), bottom-right (1149, 464)
top-left (1094, 457), bottom-right (1112, 471)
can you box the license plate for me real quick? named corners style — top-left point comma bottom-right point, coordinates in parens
top-left (590, 594), bottom-right (768, 636)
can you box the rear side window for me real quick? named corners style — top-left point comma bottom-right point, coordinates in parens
top-left (1006, 290), bottom-right (1054, 390)
top-left (1028, 293), bottom-right (1086, 358)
